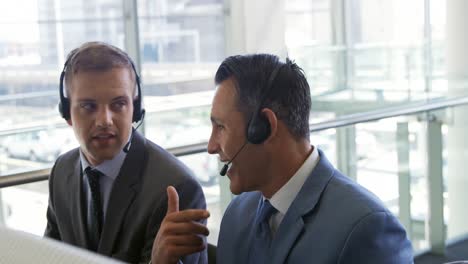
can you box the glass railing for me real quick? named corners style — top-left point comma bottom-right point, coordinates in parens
top-left (2, 95), bottom-right (468, 257)
top-left (309, 95), bottom-right (468, 255)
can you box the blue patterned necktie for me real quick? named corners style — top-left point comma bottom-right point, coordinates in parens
top-left (85, 167), bottom-right (103, 250)
top-left (248, 199), bottom-right (278, 264)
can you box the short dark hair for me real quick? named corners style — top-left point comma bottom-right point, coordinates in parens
top-left (215, 54), bottom-right (311, 140)
top-left (64, 41), bottom-right (137, 95)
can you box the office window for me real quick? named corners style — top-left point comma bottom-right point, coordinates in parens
top-left (0, 0), bottom-right (226, 245)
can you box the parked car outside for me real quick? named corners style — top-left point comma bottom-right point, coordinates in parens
top-left (1, 129), bottom-right (76, 163)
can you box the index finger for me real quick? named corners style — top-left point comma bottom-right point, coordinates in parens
top-left (167, 209), bottom-right (210, 223)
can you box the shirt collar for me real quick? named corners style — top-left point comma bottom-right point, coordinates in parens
top-left (80, 149), bottom-right (126, 181)
top-left (267, 145), bottom-right (320, 215)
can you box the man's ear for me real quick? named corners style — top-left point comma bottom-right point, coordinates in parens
top-left (261, 108), bottom-right (277, 142)
top-left (66, 118), bottom-right (72, 126)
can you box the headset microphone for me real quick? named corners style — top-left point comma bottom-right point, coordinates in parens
top-left (123, 110), bottom-right (146, 153)
top-left (219, 141), bottom-right (248, 176)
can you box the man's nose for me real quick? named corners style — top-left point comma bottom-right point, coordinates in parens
top-left (207, 133), bottom-right (219, 154)
top-left (96, 106), bottom-right (113, 127)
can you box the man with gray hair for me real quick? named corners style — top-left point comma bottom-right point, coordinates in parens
top-left (208, 54), bottom-right (413, 263)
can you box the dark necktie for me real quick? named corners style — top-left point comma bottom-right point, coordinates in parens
top-left (85, 167), bottom-right (103, 250)
top-left (248, 199), bottom-right (278, 264)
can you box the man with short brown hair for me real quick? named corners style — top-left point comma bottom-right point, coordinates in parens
top-left (45, 41), bottom-right (208, 264)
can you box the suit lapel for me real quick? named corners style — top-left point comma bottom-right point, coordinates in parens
top-left (270, 149), bottom-right (335, 264)
top-left (70, 154), bottom-right (89, 248)
top-left (245, 195), bottom-right (265, 262)
top-left (99, 131), bottom-right (147, 254)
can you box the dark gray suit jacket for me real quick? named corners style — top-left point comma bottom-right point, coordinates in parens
top-left (45, 131), bottom-right (207, 264)
top-left (217, 149), bottom-right (413, 264)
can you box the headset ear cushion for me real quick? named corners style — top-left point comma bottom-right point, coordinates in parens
top-left (58, 98), bottom-right (70, 120)
top-left (247, 112), bottom-right (271, 144)
top-left (58, 102), bottom-right (64, 118)
top-left (131, 67), bottom-right (144, 123)
top-left (58, 69), bottom-right (71, 120)
top-left (132, 98), bottom-right (141, 122)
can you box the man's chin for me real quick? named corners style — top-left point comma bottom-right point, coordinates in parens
top-left (229, 188), bottom-right (242, 195)
top-left (229, 181), bottom-right (248, 195)
top-left (86, 149), bottom-right (120, 165)
top-left (100, 150), bottom-right (121, 159)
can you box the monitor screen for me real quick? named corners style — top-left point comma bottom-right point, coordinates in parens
top-left (0, 225), bottom-right (123, 264)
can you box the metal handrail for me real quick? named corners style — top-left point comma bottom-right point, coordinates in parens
top-left (0, 168), bottom-right (50, 188)
top-left (309, 95), bottom-right (468, 132)
top-left (0, 142), bottom-right (208, 188)
top-left (2, 95), bottom-right (468, 189)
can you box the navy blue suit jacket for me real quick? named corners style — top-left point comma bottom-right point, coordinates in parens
top-left (217, 150), bottom-right (413, 263)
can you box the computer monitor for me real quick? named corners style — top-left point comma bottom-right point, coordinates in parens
top-left (0, 225), bottom-right (123, 264)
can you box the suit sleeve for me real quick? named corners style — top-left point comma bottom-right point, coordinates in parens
top-left (138, 178), bottom-right (208, 264)
top-left (338, 211), bottom-right (413, 264)
top-left (44, 162), bottom-right (61, 240)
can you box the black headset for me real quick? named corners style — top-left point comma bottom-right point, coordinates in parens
top-left (58, 50), bottom-right (145, 123)
top-left (225, 60), bottom-right (284, 144)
